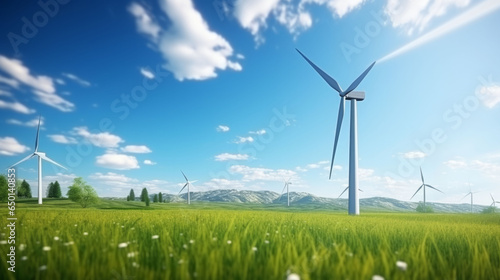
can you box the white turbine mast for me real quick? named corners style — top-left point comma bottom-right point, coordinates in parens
top-left (410, 167), bottom-right (443, 207)
top-left (297, 49), bottom-right (376, 215)
top-left (490, 194), bottom-right (500, 208)
top-left (10, 116), bottom-right (67, 204)
top-left (179, 171), bottom-right (196, 205)
top-left (279, 178), bottom-right (292, 206)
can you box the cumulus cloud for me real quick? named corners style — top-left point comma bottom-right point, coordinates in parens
top-left (385, 0), bottom-right (470, 35)
top-left (48, 134), bottom-right (78, 144)
top-left (140, 67), bottom-right (155, 79)
top-left (249, 129), bottom-right (266, 135)
top-left (73, 127), bottom-right (124, 148)
top-left (129, 0), bottom-right (241, 81)
top-left (214, 153), bottom-right (249, 161)
top-left (443, 159), bottom-right (467, 169)
top-left (96, 153), bottom-right (140, 170)
top-left (144, 159), bottom-right (157, 165)
top-left (0, 56), bottom-right (74, 112)
top-left (0, 137), bottom-right (30, 156)
top-left (121, 145), bottom-right (152, 153)
top-left (0, 100), bottom-right (35, 114)
top-left (402, 151), bottom-right (426, 159)
top-left (476, 85), bottom-right (500, 109)
top-left (7, 117), bottom-right (43, 127)
top-left (216, 125), bottom-right (230, 132)
top-left (235, 136), bottom-right (254, 143)
top-left (229, 165), bottom-right (295, 181)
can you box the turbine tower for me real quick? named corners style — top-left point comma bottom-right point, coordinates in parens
top-left (491, 194), bottom-right (500, 208)
top-left (410, 167), bottom-right (443, 207)
top-left (179, 171), bottom-right (196, 204)
top-left (10, 116), bottom-right (67, 204)
top-left (462, 190), bottom-right (477, 213)
top-left (296, 49), bottom-right (376, 215)
top-left (279, 178), bottom-right (292, 206)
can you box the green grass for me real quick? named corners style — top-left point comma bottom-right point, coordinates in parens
top-left (1, 199), bottom-right (500, 279)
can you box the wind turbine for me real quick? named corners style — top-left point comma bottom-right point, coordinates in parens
top-left (410, 167), bottom-right (443, 207)
top-left (178, 171), bottom-right (196, 204)
top-left (490, 194), bottom-right (500, 208)
top-left (296, 49), bottom-right (376, 215)
top-left (279, 178), bottom-right (292, 206)
top-left (462, 190), bottom-right (478, 213)
top-left (10, 116), bottom-right (67, 204)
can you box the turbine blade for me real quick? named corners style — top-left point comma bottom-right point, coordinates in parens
top-left (10, 154), bottom-right (35, 168)
top-left (338, 186), bottom-right (348, 198)
top-left (181, 170), bottom-right (188, 182)
top-left (329, 96), bottom-right (345, 179)
top-left (178, 183), bottom-right (188, 195)
top-left (491, 193), bottom-right (494, 202)
top-left (296, 49), bottom-right (343, 94)
top-left (190, 180), bottom-right (198, 184)
top-left (359, 189), bottom-right (363, 192)
top-left (425, 184), bottom-right (443, 194)
top-left (420, 167), bottom-right (425, 184)
top-left (343, 61), bottom-right (376, 95)
top-left (410, 185), bottom-right (424, 200)
top-left (461, 193), bottom-right (471, 201)
top-left (281, 183), bottom-right (287, 195)
top-left (35, 115), bottom-right (41, 152)
top-left (39, 154), bottom-right (67, 170)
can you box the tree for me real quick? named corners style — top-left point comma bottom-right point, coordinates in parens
top-left (46, 182), bottom-right (54, 197)
top-left (482, 206), bottom-right (496, 214)
top-left (129, 189), bottom-right (135, 201)
top-left (0, 175), bottom-right (8, 202)
top-left (145, 196), bottom-right (150, 207)
top-left (52, 181), bottom-right (62, 198)
top-left (140, 188), bottom-right (148, 202)
top-left (18, 180), bottom-right (32, 198)
top-left (153, 194), bottom-right (158, 203)
top-left (127, 195), bottom-right (130, 201)
top-left (159, 192), bottom-right (163, 203)
top-left (416, 202), bottom-right (434, 213)
top-left (67, 177), bottom-right (99, 208)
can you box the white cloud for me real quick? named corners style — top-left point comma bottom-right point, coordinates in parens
top-left (476, 85), bottom-right (500, 108)
top-left (96, 153), bottom-right (140, 170)
top-left (301, 0), bottom-right (365, 18)
top-left (215, 153), bottom-right (249, 161)
top-left (234, 0), bottom-right (281, 44)
top-left (216, 125), bottom-right (230, 132)
top-left (229, 165), bottom-right (295, 181)
top-left (402, 151), bottom-right (426, 159)
top-left (144, 159), bottom-right (157, 165)
top-left (48, 134), bottom-right (78, 144)
top-left (0, 89), bottom-right (12, 96)
top-left (0, 56), bottom-right (74, 112)
top-left (0, 137), bottom-right (30, 156)
top-left (0, 75), bottom-right (20, 88)
top-left (7, 117), bottom-right (43, 127)
top-left (0, 99), bottom-right (35, 114)
top-left (471, 160), bottom-right (500, 179)
top-left (140, 68), bottom-right (155, 79)
top-left (128, 0), bottom-right (241, 81)
top-left (55, 78), bottom-right (65, 85)
top-left (62, 73), bottom-right (91, 87)
top-left (121, 145), bottom-right (152, 153)
top-left (443, 159), bottom-right (467, 169)
top-left (235, 136), bottom-right (254, 143)
top-left (73, 127), bottom-right (124, 148)
top-left (385, 0), bottom-right (470, 35)
top-left (249, 129), bottom-right (266, 135)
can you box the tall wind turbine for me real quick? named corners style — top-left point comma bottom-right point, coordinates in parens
top-left (10, 116), bottom-right (67, 204)
top-left (296, 49), bottom-right (376, 215)
top-left (279, 178), bottom-right (292, 206)
top-left (490, 194), bottom-right (500, 208)
top-left (410, 167), bottom-right (443, 207)
top-left (462, 190), bottom-right (478, 213)
top-left (178, 171), bottom-right (196, 205)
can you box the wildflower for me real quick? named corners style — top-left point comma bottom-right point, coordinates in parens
top-left (372, 275), bottom-right (384, 280)
top-left (118, 242), bottom-right (128, 248)
top-left (346, 252), bottom-right (353, 257)
top-left (74, 224), bottom-right (77, 227)
top-left (39, 265), bottom-right (47, 271)
top-left (19, 244), bottom-right (26, 251)
top-left (178, 259), bottom-right (184, 264)
top-left (252, 247), bottom-right (258, 252)
top-left (180, 233), bottom-right (183, 236)
top-left (152, 235), bottom-right (159, 239)
top-left (212, 237), bottom-right (217, 241)
top-left (54, 236), bottom-right (59, 241)
top-left (287, 273), bottom-right (300, 280)
top-left (189, 239), bottom-right (195, 244)
top-left (132, 262), bottom-right (139, 267)
top-left (64, 241), bottom-right (74, 246)
top-left (127, 252), bottom-right (137, 258)
top-left (264, 240), bottom-right (269, 244)
top-left (43, 246), bottom-right (51, 251)
top-left (0, 240), bottom-right (7, 244)
top-left (227, 240), bottom-right (232, 245)
top-left (396, 260), bottom-right (407, 271)
top-left (21, 256), bottom-right (28, 261)
top-left (183, 244), bottom-right (188, 249)
top-left (83, 232), bottom-right (88, 236)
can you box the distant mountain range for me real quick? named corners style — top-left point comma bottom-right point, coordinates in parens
top-left (131, 189), bottom-right (489, 213)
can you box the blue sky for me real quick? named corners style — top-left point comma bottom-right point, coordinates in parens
top-left (1, 0), bottom-right (499, 206)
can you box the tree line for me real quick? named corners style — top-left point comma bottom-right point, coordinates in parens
top-left (127, 188), bottom-right (163, 206)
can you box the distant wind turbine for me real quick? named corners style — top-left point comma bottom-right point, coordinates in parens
top-left (491, 194), bottom-right (500, 208)
top-left (178, 171), bottom-right (196, 204)
top-left (410, 167), bottom-right (443, 207)
top-left (338, 187), bottom-right (363, 198)
top-left (10, 116), bottom-right (67, 204)
top-left (297, 49), bottom-right (376, 215)
top-left (462, 190), bottom-right (478, 213)
top-left (279, 178), bottom-right (292, 206)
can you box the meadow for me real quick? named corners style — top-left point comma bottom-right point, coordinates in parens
top-left (1, 199), bottom-right (499, 280)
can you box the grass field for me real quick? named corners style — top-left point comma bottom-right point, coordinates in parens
top-left (1, 199), bottom-right (500, 279)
